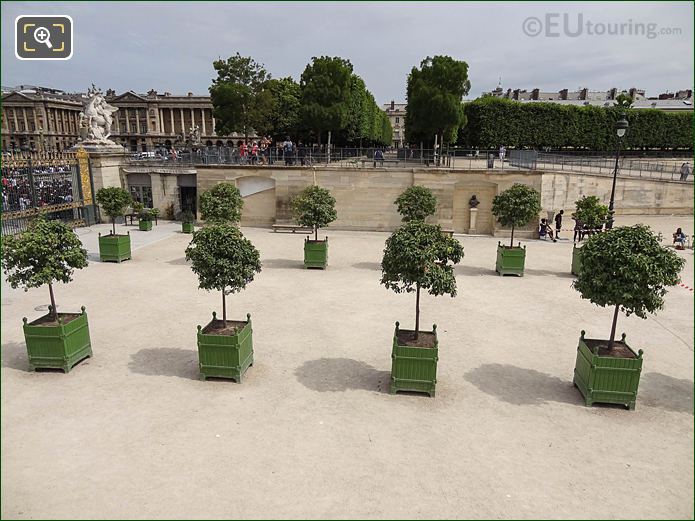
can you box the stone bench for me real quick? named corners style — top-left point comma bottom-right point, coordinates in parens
top-left (272, 224), bottom-right (312, 234)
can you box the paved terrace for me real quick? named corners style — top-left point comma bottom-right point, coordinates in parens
top-left (1, 215), bottom-right (693, 519)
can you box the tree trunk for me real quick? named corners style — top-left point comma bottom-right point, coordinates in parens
top-left (607, 304), bottom-right (620, 350)
top-left (112, 218), bottom-right (116, 236)
top-left (48, 282), bottom-right (57, 319)
top-left (414, 283), bottom-right (421, 341)
top-left (314, 226), bottom-right (318, 241)
top-left (509, 224), bottom-right (515, 248)
top-left (221, 286), bottom-right (227, 328)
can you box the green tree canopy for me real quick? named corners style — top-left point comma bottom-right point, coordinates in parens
top-left (491, 183), bottom-right (542, 247)
top-left (381, 221), bottom-right (464, 339)
top-left (199, 182), bottom-right (244, 224)
top-left (210, 53), bottom-right (270, 140)
top-left (574, 195), bottom-right (609, 231)
top-left (95, 187), bottom-right (132, 235)
top-left (185, 224), bottom-right (261, 327)
top-left (255, 77), bottom-right (301, 142)
top-left (395, 186), bottom-right (437, 222)
top-left (573, 225), bottom-right (684, 348)
top-left (291, 185), bottom-right (337, 241)
top-left (299, 56), bottom-right (353, 144)
top-left (615, 93), bottom-right (634, 108)
top-left (1, 217), bottom-right (88, 318)
top-left (405, 55), bottom-right (470, 148)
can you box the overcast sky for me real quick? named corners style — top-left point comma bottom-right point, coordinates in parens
top-left (2, 1), bottom-right (693, 103)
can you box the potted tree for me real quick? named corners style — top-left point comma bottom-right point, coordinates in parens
top-left (491, 183), bottom-right (541, 276)
top-left (180, 209), bottom-right (196, 234)
top-left (291, 185), bottom-right (337, 269)
top-left (394, 185), bottom-right (437, 222)
top-left (199, 182), bottom-right (244, 224)
top-left (185, 224), bottom-right (262, 382)
top-left (381, 220), bottom-right (464, 397)
top-left (572, 225), bottom-right (684, 410)
top-left (1, 217), bottom-right (92, 373)
top-left (571, 195), bottom-right (609, 275)
top-left (138, 208), bottom-right (154, 231)
top-left (96, 187), bottom-right (133, 262)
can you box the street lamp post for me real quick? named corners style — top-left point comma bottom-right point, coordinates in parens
top-left (606, 113), bottom-right (629, 230)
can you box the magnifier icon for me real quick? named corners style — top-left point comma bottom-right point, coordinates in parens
top-left (33, 26), bottom-right (53, 49)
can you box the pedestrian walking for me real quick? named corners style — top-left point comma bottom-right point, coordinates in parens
top-left (554, 209), bottom-right (564, 239)
top-left (679, 162), bottom-right (691, 181)
top-left (499, 145), bottom-right (506, 162)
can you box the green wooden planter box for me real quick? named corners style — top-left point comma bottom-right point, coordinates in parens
top-left (182, 222), bottom-right (195, 233)
top-left (571, 244), bottom-right (582, 276)
top-left (197, 312), bottom-right (254, 382)
top-left (304, 237), bottom-right (328, 269)
top-left (573, 330), bottom-right (644, 410)
top-left (98, 232), bottom-right (131, 263)
top-left (390, 321), bottom-right (438, 397)
top-left (495, 242), bottom-right (526, 276)
top-left (139, 220), bottom-right (153, 231)
top-left (23, 306), bottom-right (92, 373)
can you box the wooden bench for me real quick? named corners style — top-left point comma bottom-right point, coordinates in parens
top-left (272, 224), bottom-right (312, 234)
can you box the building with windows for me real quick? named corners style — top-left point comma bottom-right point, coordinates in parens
top-left (1, 85), bottom-right (245, 153)
top-left (382, 100), bottom-right (406, 148)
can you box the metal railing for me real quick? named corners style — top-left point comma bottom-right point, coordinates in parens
top-left (122, 146), bottom-right (694, 182)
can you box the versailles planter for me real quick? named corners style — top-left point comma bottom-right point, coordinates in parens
top-left (571, 244), bottom-right (583, 276)
top-left (197, 312), bottom-right (254, 382)
top-left (304, 237), bottom-right (328, 269)
top-left (23, 306), bottom-right (92, 373)
top-left (182, 222), bottom-right (195, 233)
top-left (139, 220), bottom-right (153, 231)
top-left (390, 321), bottom-right (438, 397)
top-left (573, 330), bottom-right (644, 410)
top-left (98, 232), bottom-right (131, 263)
top-left (495, 242), bottom-right (526, 276)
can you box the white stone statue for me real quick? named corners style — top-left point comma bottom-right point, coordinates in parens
top-left (188, 125), bottom-right (201, 145)
top-left (78, 84), bottom-right (121, 147)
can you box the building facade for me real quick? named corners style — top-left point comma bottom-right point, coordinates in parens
top-left (382, 100), bottom-right (406, 148)
top-left (1, 85), bottom-right (245, 153)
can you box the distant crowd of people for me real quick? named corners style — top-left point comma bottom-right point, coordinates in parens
top-left (1, 164), bottom-right (74, 212)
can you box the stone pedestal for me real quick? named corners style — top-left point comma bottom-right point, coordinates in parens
top-left (468, 207), bottom-right (479, 234)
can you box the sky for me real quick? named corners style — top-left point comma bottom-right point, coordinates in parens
top-left (1, 1), bottom-right (693, 103)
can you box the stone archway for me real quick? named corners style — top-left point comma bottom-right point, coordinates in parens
top-left (236, 176), bottom-right (276, 226)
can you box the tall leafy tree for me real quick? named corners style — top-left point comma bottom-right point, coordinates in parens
top-left (255, 77), bottom-right (301, 141)
top-left (291, 186), bottom-right (337, 241)
top-left (395, 186), bottom-right (437, 222)
top-left (405, 55), bottom-right (471, 149)
top-left (210, 53), bottom-right (270, 141)
top-left (573, 225), bottom-right (684, 349)
top-left (299, 56), bottom-right (353, 144)
top-left (381, 221), bottom-right (464, 340)
top-left (199, 182), bottom-right (244, 224)
top-left (1, 217), bottom-right (88, 319)
top-left (491, 184), bottom-right (542, 247)
top-left (185, 224), bottom-right (261, 328)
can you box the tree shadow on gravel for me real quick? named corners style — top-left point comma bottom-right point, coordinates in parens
top-left (639, 372), bottom-right (694, 415)
top-left (166, 257), bottom-right (190, 265)
top-left (1, 342), bottom-right (29, 372)
top-left (464, 363), bottom-right (582, 406)
top-left (129, 348), bottom-right (199, 379)
top-left (455, 265), bottom-right (497, 277)
top-left (295, 358), bottom-right (391, 394)
top-left (262, 258), bottom-right (305, 270)
top-left (523, 268), bottom-right (575, 279)
top-left (352, 262), bottom-right (381, 271)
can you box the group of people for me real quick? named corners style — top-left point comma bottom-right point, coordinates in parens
top-left (539, 209), bottom-right (603, 243)
top-left (1, 164), bottom-right (74, 212)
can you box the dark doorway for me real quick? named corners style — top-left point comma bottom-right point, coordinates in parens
top-left (180, 187), bottom-right (196, 214)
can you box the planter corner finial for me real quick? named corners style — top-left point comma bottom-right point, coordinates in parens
top-left (98, 232), bottom-right (102, 237)
top-left (246, 312), bottom-right (251, 321)
top-left (395, 321), bottom-right (399, 330)
top-left (81, 306), bottom-right (86, 314)
top-left (621, 332), bottom-right (626, 342)
top-left (580, 330), bottom-right (586, 339)
top-left (212, 311), bottom-right (217, 319)
top-left (22, 317), bottom-right (28, 324)
top-left (637, 349), bottom-right (644, 359)
top-left (432, 323), bottom-right (437, 332)
top-left (197, 325), bottom-right (202, 332)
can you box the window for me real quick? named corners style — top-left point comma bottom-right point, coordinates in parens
top-left (129, 186), bottom-right (153, 208)
top-left (395, 117), bottom-right (400, 124)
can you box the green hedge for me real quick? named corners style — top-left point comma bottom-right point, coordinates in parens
top-left (458, 98), bottom-right (693, 150)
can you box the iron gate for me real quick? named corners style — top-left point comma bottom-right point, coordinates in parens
top-left (1, 148), bottom-right (97, 235)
